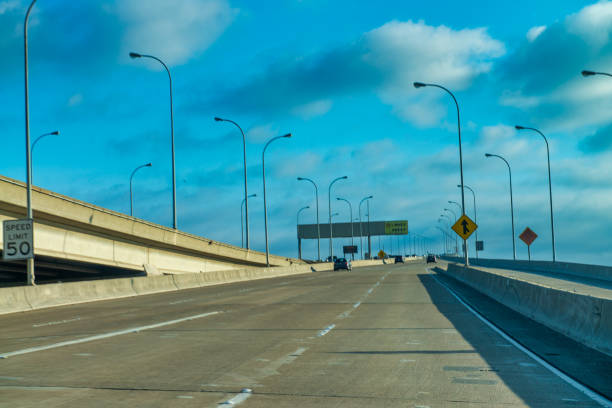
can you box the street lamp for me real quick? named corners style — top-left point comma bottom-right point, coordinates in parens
top-left (297, 177), bottom-right (321, 261)
top-left (24, 0), bottom-right (38, 286)
top-left (241, 193), bottom-right (257, 248)
top-left (215, 117), bottom-right (251, 249)
top-left (262, 133), bottom-right (292, 267)
top-left (581, 70), bottom-right (612, 78)
top-left (436, 226), bottom-right (448, 254)
top-left (297, 206), bottom-right (310, 259)
top-left (438, 218), bottom-right (449, 254)
top-left (414, 81), bottom-right (469, 266)
top-left (337, 197), bottom-right (354, 260)
top-left (359, 195), bottom-right (373, 260)
top-left (443, 208), bottom-right (458, 254)
top-left (448, 200), bottom-right (463, 256)
top-left (328, 176), bottom-right (348, 260)
top-left (515, 125), bottom-right (556, 262)
top-left (130, 163), bottom-right (152, 217)
top-left (330, 211), bottom-right (340, 258)
top-left (457, 184), bottom-right (479, 259)
top-left (130, 51), bottom-right (177, 229)
top-left (485, 153), bottom-right (516, 260)
top-left (31, 130), bottom-right (60, 184)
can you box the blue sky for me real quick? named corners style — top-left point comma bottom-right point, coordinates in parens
top-left (2, 0), bottom-right (612, 264)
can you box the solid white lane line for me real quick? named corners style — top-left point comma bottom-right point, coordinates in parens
top-left (0, 311), bottom-right (222, 359)
top-left (430, 273), bottom-right (612, 408)
top-left (317, 324), bottom-right (336, 337)
top-left (168, 298), bottom-right (195, 305)
top-left (218, 388), bottom-right (252, 406)
top-left (32, 317), bottom-right (81, 328)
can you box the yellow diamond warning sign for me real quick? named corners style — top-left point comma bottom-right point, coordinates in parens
top-left (452, 214), bottom-right (477, 240)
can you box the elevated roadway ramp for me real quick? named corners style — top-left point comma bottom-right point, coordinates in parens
top-left (0, 175), bottom-right (301, 279)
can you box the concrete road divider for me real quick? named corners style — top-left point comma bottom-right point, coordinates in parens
top-left (0, 262), bottom-right (335, 316)
top-left (0, 259), bottom-right (413, 316)
top-left (441, 263), bottom-right (612, 357)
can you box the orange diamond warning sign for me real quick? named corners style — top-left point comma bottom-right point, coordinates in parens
top-left (519, 227), bottom-right (538, 246)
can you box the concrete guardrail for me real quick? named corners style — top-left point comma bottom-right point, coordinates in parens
top-left (441, 262), bottom-right (612, 357)
top-left (0, 257), bottom-right (419, 316)
top-left (440, 255), bottom-right (612, 283)
top-left (0, 263), bottom-right (335, 316)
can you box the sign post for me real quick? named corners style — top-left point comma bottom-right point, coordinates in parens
top-left (3, 219), bottom-right (34, 261)
top-left (519, 227), bottom-right (538, 261)
top-left (452, 215), bottom-right (478, 261)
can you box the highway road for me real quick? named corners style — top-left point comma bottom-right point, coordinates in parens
top-left (0, 262), bottom-right (606, 407)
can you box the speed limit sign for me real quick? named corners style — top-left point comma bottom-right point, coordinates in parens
top-left (3, 219), bottom-right (34, 260)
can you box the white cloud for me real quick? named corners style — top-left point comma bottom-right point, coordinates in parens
top-left (499, 90), bottom-right (541, 108)
top-left (0, 1), bottom-right (18, 15)
top-left (291, 99), bottom-right (332, 119)
top-left (477, 124), bottom-right (532, 157)
top-left (499, 1), bottom-right (612, 134)
top-left (364, 20), bottom-right (505, 89)
top-left (67, 93), bottom-right (83, 107)
top-left (363, 20), bottom-right (505, 126)
top-left (526, 25), bottom-right (546, 42)
top-left (246, 124), bottom-right (280, 143)
top-left (566, 1), bottom-right (612, 48)
top-left (117, 0), bottom-right (237, 66)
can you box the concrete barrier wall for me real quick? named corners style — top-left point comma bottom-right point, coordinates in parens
top-left (440, 256), bottom-right (612, 283)
top-left (0, 176), bottom-right (302, 275)
top-left (442, 263), bottom-right (612, 357)
top-left (351, 257), bottom-right (421, 268)
top-left (0, 262), bottom-right (335, 316)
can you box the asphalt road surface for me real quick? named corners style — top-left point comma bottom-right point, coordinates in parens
top-left (0, 262), bottom-right (605, 407)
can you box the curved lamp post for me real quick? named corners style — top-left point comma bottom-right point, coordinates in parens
top-left (457, 184), bottom-right (478, 258)
top-left (443, 208), bottom-right (458, 254)
top-left (215, 117), bottom-right (251, 249)
top-left (241, 193), bottom-right (257, 248)
top-left (414, 81), bottom-right (469, 266)
top-left (24, 0), bottom-right (38, 285)
top-left (436, 225), bottom-right (449, 254)
top-left (337, 197), bottom-right (354, 260)
top-left (486, 153), bottom-right (516, 260)
top-left (448, 200), bottom-right (463, 256)
top-left (297, 206), bottom-right (309, 259)
top-left (31, 130), bottom-right (59, 184)
top-left (297, 177), bottom-right (321, 261)
top-left (130, 163), bottom-right (152, 217)
top-left (328, 176), bottom-right (348, 260)
top-left (130, 52), bottom-right (177, 229)
top-left (515, 125), bottom-right (556, 262)
top-left (359, 195), bottom-right (373, 260)
top-left (262, 133), bottom-right (291, 266)
top-left (581, 70), bottom-right (612, 78)
top-left (438, 218), bottom-right (449, 254)
top-left (330, 212), bottom-right (340, 257)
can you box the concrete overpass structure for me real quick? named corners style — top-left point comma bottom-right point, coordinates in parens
top-left (0, 175), bottom-right (302, 282)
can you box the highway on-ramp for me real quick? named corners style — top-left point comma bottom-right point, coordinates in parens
top-left (0, 262), bottom-right (605, 407)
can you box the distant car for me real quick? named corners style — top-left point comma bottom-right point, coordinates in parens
top-left (334, 258), bottom-right (351, 271)
top-left (426, 254), bottom-right (436, 263)
top-left (394, 255), bottom-right (404, 264)
top-left (326, 256), bottom-right (338, 263)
